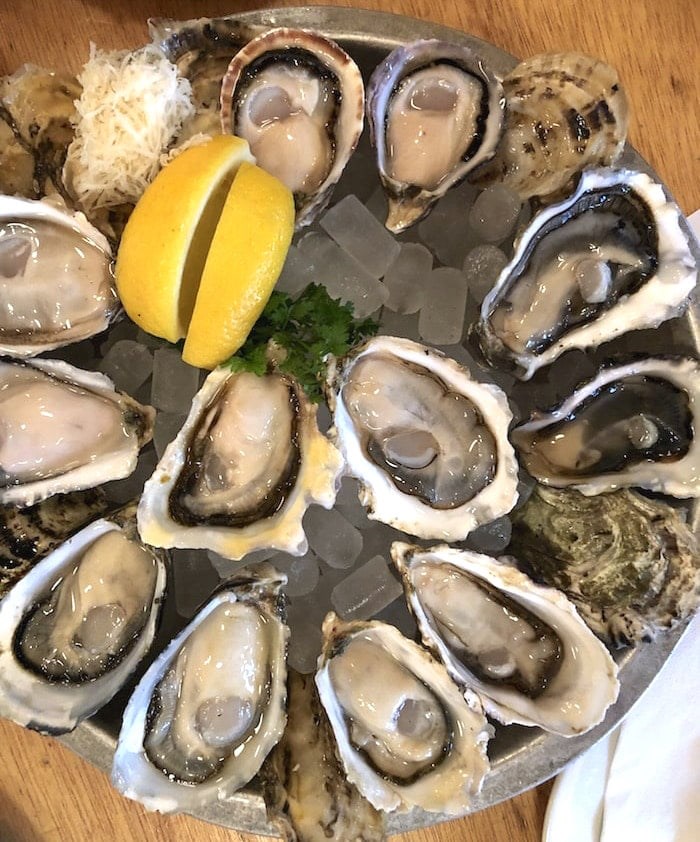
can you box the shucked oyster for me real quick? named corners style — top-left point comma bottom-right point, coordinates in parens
top-left (478, 168), bottom-right (698, 379)
top-left (512, 357), bottom-right (700, 498)
top-left (315, 613), bottom-right (490, 815)
top-left (473, 52), bottom-right (628, 202)
top-left (112, 565), bottom-right (288, 813)
top-left (391, 543), bottom-right (619, 736)
top-left (0, 195), bottom-right (118, 358)
top-left (0, 504), bottom-right (167, 734)
top-left (326, 336), bottom-right (518, 540)
top-left (0, 359), bottom-right (154, 507)
top-left (510, 486), bottom-right (700, 647)
top-left (367, 39), bottom-right (504, 232)
top-left (138, 368), bottom-right (343, 559)
top-left (220, 27), bottom-right (364, 227)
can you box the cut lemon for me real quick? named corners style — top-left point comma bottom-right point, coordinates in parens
top-left (115, 136), bottom-right (254, 342)
top-left (182, 162), bottom-right (295, 369)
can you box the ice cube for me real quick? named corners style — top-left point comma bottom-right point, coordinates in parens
top-left (365, 185), bottom-right (388, 223)
top-left (102, 447), bottom-right (158, 505)
top-left (462, 245), bottom-right (509, 303)
top-left (418, 267), bottom-right (468, 345)
top-left (334, 476), bottom-right (370, 529)
top-left (331, 154), bottom-right (380, 204)
top-left (377, 309), bottom-right (421, 342)
top-left (384, 243), bottom-right (433, 314)
top-left (153, 412), bottom-right (187, 459)
top-left (275, 245), bottom-right (315, 299)
top-left (207, 551), bottom-right (259, 579)
top-left (331, 555), bottom-right (404, 620)
top-left (100, 339), bottom-right (154, 395)
top-left (304, 506), bottom-right (363, 569)
top-left (273, 549), bottom-right (321, 597)
top-left (286, 615), bottom-right (323, 674)
top-left (100, 317), bottom-right (140, 354)
top-left (320, 194), bottom-right (401, 279)
top-left (172, 549), bottom-right (220, 619)
top-left (468, 185), bottom-right (522, 244)
top-left (296, 231), bottom-right (388, 318)
top-left (151, 348), bottom-right (200, 414)
top-left (466, 516), bottom-right (513, 555)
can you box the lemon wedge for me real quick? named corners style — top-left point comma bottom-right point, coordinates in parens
top-left (182, 161), bottom-right (294, 369)
top-left (115, 136), bottom-right (254, 342)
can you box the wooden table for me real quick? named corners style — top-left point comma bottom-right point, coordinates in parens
top-left (0, 2), bottom-right (697, 841)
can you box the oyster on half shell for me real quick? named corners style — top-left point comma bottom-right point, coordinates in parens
top-left (511, 357), bottom-right (700, 498)
top-left (366, 39), bottom-right (504, 232)
top-left (112, 565), bottom-right (288, 813)
top-left (510, 486), bottom-right (700, 647)
top-left (391, 542), bottom-right (619, 736)
top-left (478, 168), bottom-right (698, 379)
top-left (138, 367), bottom-right (343, 559)
top-left (0, 503), bottom-right (167, 734)
top-left (0, 195), bottom-right (118, 358)
top-left (315, 613), bottom-right (490, 815)
top-left (326, 336), bottom-right (518, 540)
top-left (220, 27), bottom-right (364, 228)
top-left (0, 359), bottom-right (154, 507)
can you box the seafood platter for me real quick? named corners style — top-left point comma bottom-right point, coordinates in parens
top-left (0, 5), bottom-right (698, 839)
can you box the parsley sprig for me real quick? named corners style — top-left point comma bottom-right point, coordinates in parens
top-left (226, 284), bottom-right (378, 401)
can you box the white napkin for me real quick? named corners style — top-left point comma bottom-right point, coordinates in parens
top-left (544, 612), bottom-right (700, 842)
top-left (544, 207), bottom-right (700, 842)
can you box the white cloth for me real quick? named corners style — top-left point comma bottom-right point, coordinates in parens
top-left (544, 208), bottom-right (700, 842)
top-left (544, 612), bottom-right (700, 842)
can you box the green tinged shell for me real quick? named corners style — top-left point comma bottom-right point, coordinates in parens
top-left (510, 486), bottom-right (700, 647)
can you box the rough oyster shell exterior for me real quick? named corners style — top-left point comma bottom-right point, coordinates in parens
top-left (510, 486), bottom-right (700, 647)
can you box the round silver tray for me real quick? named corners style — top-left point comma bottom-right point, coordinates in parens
top-left (59, 5), bottom-right (700, 837)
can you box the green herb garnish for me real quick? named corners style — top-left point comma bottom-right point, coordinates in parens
top-left (226, 284), bottom-right (378, 401)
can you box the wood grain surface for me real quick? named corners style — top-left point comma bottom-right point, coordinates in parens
top-left (0, 2), bottom-right (697, 842)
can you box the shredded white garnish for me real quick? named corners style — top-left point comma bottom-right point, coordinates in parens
top-left (64, 43), bottom-right (195, 211)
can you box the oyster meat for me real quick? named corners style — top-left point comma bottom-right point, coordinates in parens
top-left (316, 613), bottom-right (490, 815)
top-left (510, 486), bottom-right (700, 646)
top-left (220, 27), bottom-right (364, 227)
top-left (0, 488), bottom-right (109, 599)
top-left (473, 52), bottom-right (628, 202)
top-left (511, 357), bottom-right (700, 497)
top-left (478, 168), bottom-right (698, 379)
top-left (0, 359), bottom-right (154, 507)
top-left (366, 39), bottom-right (504, 232)
top-left (112, 566), bottom-right (288, 813)
top-left (0, 195), bottom-right (118, 358)
top-left (392, 542), bottom-right (619, 735)
top-left (0, 504), bottom-right (167, 734)
top-left (138, 368), bottom-right (343, 559)
top-left (327, 336), bottom-right (518, 540)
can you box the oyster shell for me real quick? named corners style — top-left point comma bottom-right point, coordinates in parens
top-left (510, 486), bottom-right (700, 646)
top-left (0, 64), bottom-right (81, 201)
top-left (472, 52), bottom-right (628, 202)
top-left (511, 357), bottom-right (700, 497)
top-left (0, 503), bottom-right (167, 734)
top-left (366, 39), bottom-right (504, 232)
top-left (0, 359), bottom-right (154, 507)
top-left (261, 669), bottom-right (386, 842)
top-left (150, 16), bottom-right (265, 140)
top-left (0, 195), bottom-right (118, 358)
top-left (478, 168), bottom-right (698, 379)
top-left (391, 542), bottom-right (619, 735)
top-left (138, 368), bottom-right (343, 559)
top-left (0, 488), bottom-right (109, 599)
top-left (219, 27), bottom-right (364, 227)
top-left (112, 565), bottom-right (288, 813)
top-left (315, 613), bottom-right (490, 815)
top-left (326, 336), bottom-right (518, 540)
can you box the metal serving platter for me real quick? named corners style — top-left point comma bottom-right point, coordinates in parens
top-left (58, 5), bottom-right (700, 837)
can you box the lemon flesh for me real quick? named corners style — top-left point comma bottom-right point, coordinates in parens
top-left (115, 136), bottom-right (254, 342)
top-left (182, 161), bottom-right (295, 369)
